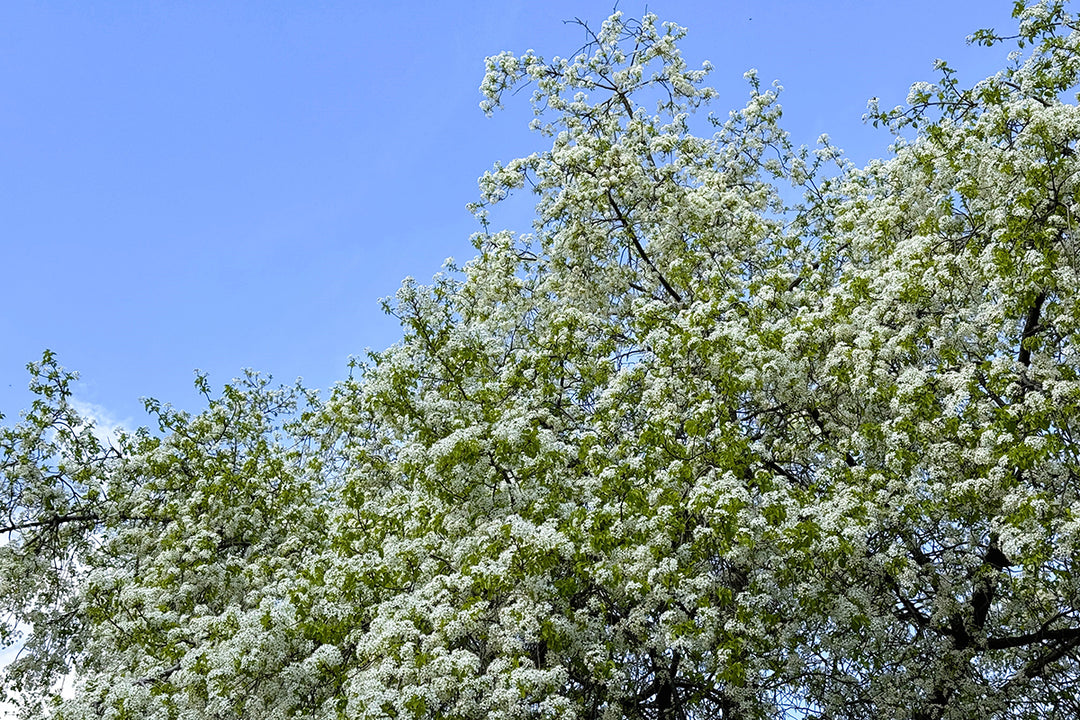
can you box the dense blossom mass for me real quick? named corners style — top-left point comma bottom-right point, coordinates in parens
top-left (3, 2), bottom-right (1080, 718)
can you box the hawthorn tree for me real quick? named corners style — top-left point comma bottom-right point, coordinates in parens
top-left (3, 3), bottom-right (1080, 719)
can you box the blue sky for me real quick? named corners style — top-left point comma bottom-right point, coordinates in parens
top-left (1, 1), bottom-right (1022, 427)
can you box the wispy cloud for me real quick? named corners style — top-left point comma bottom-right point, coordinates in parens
top-left (69, 399), bottom-right (130, 448)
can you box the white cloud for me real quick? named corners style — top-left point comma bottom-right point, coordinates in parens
top-left (69, 399), bottom-right (130, 448)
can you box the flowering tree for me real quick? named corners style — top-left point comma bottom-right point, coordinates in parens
top-left (3, 3), bottom-right (1080, 718)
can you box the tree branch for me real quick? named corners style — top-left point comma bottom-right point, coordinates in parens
top-left (606, 189), bottom-right (683, 304)
top-left (0, 513), bottom-right (98, 534)
top-left (1017, 291), bottom-right (1047, 367)
top-left (988, 625), bottom-right (1080, 651)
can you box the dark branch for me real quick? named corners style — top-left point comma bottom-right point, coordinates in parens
top-left (1017, 291), bottom-right (1047, 367)
top-left (988, 626), bottom-right (1080, 651)
top-left (0, 513), bottom-right (99, 534)
top-left (606, 189), bottom-right (683, 304)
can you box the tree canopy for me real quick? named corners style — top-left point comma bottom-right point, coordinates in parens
top-left (4, 3), bottom-right (1080, 718)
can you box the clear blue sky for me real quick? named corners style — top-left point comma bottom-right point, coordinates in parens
top-left (1, 1), bottom-right (1021, 427)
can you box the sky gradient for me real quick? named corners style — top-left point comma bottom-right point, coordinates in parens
top-left (1, 1), bottom-right (1022, 428)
